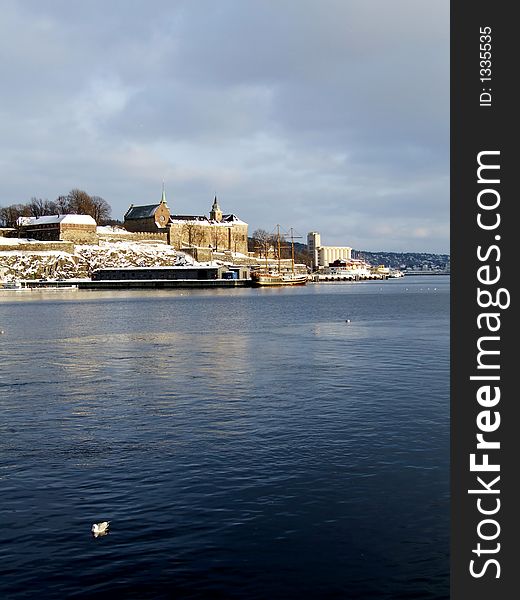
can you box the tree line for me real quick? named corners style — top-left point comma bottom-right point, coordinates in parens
top-left (0, 189), bottom-right (112, 228)
top-left (248, 228), bottom-right (311, 266)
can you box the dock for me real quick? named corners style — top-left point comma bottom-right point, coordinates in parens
top-left (77, 279), bottom-right (252, 290)
top-left (311, 273), bottom-right (388, 282)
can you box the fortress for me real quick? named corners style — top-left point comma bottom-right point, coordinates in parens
top-left (123, 189), bottom-right (249, 258)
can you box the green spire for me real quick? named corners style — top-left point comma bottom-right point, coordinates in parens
top-left (161, 180), bottom-right (166, 204)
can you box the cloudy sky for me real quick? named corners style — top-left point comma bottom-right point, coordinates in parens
top-left (0, 0), bottom-right (449, 253)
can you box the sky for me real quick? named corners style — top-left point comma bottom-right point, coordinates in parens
top-left (0, 0), bottom-right (449, 253)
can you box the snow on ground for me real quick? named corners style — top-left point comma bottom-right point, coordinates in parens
top-left (96, 225), bottom-right (133, 235)
top-left (0, 240), bottom-right (196, 281)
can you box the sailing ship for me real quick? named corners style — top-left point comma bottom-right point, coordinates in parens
top-left (251, 226), bottom-right (308, 287)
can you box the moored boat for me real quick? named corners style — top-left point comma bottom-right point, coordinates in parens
top-left (251, 225), bottom-right (308, 287)
top-left (251, 271), bottom-right (308, 286)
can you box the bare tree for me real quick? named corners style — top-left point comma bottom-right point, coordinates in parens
top-left (252, 228), bottom-right (279, 258)
top-left (45, 200), bottom-right (59, 214)
top-left (90, 196), bottom-right (112, 224)
top-left (57, 189), bottom-right (113, 224)
top-left (67, 189), bottom-right (93, 215)
top-left (0, 204), bottom-right (31, 228)
top-left (55, 195), bottom-right (70, 214)
top-left (27, 198), bottom-right (59, 217)
top-left (0, 189), bottom-right (113, 228)
top-left (183, 221), bottom-right (204, 247)
top-left (29, 197), bottom-right (46, 217)
top-left (251, 228), bottom-right (270, 257)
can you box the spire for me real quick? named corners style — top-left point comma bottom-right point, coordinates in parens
top-left (210, 194), bottom-right (223, 222)
top-left (160, 180), bottom-right (166, 204)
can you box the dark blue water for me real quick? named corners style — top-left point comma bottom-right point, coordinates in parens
top-left (0, 277), bottom-right (449, 599)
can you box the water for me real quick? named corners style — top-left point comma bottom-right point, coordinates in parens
top-left (0, 277), bottom-right (449, 599)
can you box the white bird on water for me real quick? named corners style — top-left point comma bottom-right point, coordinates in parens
top-left (91, 521), bottom-right (110, 537)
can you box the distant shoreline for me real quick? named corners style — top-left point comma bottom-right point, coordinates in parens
top-left (402, 272), bottom-right (450, 276)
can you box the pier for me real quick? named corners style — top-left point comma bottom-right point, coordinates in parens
top-left (311, 273), bottom-right (388, 282)
top-left (77, 279), bottom-right (251, 290)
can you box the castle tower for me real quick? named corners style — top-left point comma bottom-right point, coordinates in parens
top-left (210, 196), bottom-right (223, 222)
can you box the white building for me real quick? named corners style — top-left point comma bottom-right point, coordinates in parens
top-left (317, 246), bottom-right (352, 267)
top-left (17, 214), bottom-right (98, 244)
top-left (308, 232), bottom-right (353, 269)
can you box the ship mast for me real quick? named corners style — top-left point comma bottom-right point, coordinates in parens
top-left (290, 228), bottom-right (295, 274)
top-left (276, 224), bottom-right (281, 273)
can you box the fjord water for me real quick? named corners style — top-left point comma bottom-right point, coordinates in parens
top-left (0, 277), bottom-right (449, 599)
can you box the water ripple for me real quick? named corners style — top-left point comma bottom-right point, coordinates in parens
top-left (0, 278), bottom-right (449, 599)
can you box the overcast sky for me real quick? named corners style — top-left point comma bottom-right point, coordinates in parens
top-left (0, 0), bottom-right (449, 253)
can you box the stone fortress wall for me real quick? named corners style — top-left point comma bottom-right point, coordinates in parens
top-left (168, 221), bottom-right (248, 255)
top-left (97, 230), bottom-right (168, 244)
top-left (59, 223), bottom-right (98, 245)
top-left (0, 241), bottom-right (75, 253)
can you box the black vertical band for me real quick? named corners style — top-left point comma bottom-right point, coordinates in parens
top-left (451, 3), bottom-right (516, 598)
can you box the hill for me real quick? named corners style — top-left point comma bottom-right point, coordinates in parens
top-left (289, 241), bottom-right (450, 271)
top-left (351, 250), bottom-right (450, 271)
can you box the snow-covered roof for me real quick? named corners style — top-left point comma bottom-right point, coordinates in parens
top-left (169, 215), bottom-right (247, 226)
top-left (221, 214), bottom-right (247, 225)
top-left (169, 215), bottom-right (210, 223)
top-left (17, 214), bottom-right (97, 226)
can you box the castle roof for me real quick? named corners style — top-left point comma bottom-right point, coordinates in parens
top-left (168, 213), bottom-right (247, 226)
top-left (221, 214), bottom-right (247, 225)
top-left (123, 195), bottom-right (247, 226)
top-left (169, 214), bottom-right (210, 222)
top-left (124, 204), bottom-right (162, 220)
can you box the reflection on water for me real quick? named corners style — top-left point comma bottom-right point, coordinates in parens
top-left (0, 277), bottom-right (449, 599)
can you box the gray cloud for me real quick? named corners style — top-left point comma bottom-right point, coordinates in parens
top-left (0, 0), bottom-right (449, 252)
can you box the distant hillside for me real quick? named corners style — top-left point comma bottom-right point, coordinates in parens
top-left (251, 238), bottom-right (450, 270)
top-left (351, 250), bottom-right (450, 271)
top-left (291, 241), bottom-right (449, 270)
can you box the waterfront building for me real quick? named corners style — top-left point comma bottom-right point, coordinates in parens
top-left (307, 232), bottom-right (321, 270)
top-left (317, 245), bottom-right (352, 268)
top-left (88, 264), bottom-right (251, 288)
top-left (307, 231), bottom-right (353, 269)
top-left (123, 189), bottom-right (249, 257)
top-left (17, 214), bottom-right (98, 244)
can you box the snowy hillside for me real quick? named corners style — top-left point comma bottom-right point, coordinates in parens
top-left (0, 239), bottom-right (196, 281)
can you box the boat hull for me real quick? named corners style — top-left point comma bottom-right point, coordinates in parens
top-left (251, 274), bottom-right (308, 287)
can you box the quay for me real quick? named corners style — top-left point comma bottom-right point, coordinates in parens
top-left (4, 266), bottom-right (418, 292)
top-left (77, 279), bottom-right (251, 290)
top-left (311, 273), bottom-right (388, 282)
top-left (23, 280), bottom-right (82, 289)
top-left (4, 265), bottom-right (253, 291)
top-left (81, 264), bottom-right (252, 289)
top-left (401, 270), bottom-right (450, 276)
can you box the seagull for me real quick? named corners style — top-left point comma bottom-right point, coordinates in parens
top-left (91, 521), bottom-right (110, 537)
